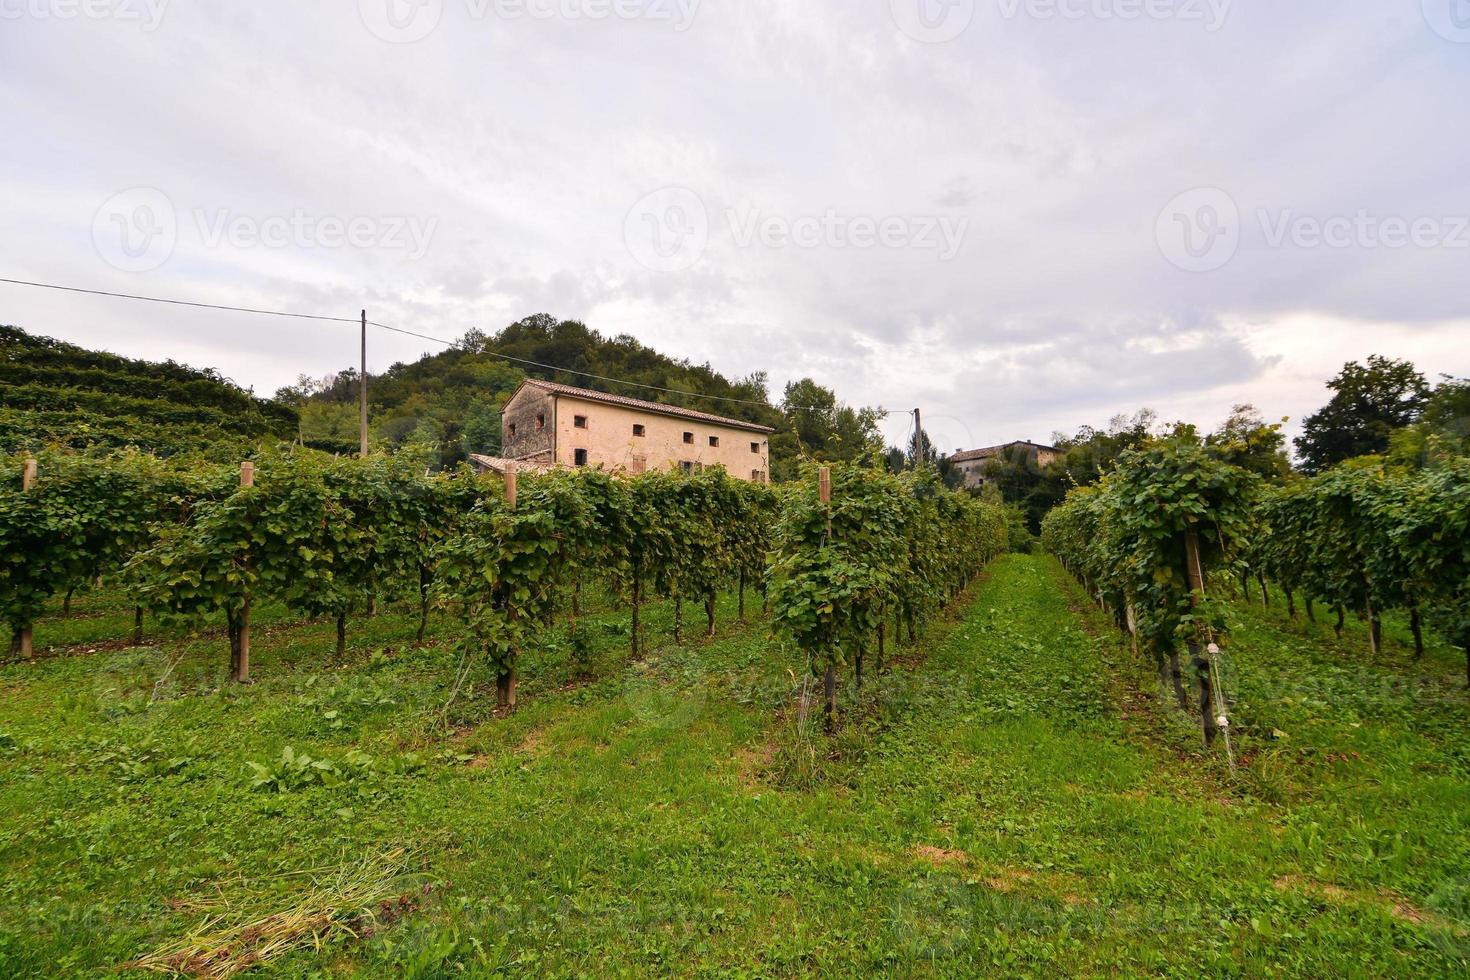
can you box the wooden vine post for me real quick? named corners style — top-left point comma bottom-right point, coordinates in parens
top-left (18, 459), bottom-right (37, 658)
top-left (819, 466), bottom-right (837, 727)
top-left (1183, 526), bottom-right (1219, 747)
top-left (500, 462), bottom-right (519, 712)
top-left (233, 461), bottom-right (254, 683)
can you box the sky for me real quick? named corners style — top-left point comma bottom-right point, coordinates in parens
top-left (2, 0), bottom-right (1468, 456)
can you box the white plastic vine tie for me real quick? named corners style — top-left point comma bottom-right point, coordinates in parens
top-left (1190, 542), bottom-right (1236, 769)
top-left (1207, 641), bottom-right (1236, 768)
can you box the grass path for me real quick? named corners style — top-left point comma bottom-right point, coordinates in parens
top-left (1, 555), bottom-right (1466, 976)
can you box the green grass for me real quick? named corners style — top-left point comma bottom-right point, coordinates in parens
top-left (1, 556), bottom-right (1467, 976)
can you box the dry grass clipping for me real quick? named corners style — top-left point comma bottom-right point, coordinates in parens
top-left (123, 848), bottom-right (427, 978)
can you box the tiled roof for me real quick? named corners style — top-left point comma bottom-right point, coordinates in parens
top-left (513, 379), bottom-right (776, 433)
top-left (951, 441), bottom-right (1059, 463)
top-left (467, 453), bottom-right (552, 474)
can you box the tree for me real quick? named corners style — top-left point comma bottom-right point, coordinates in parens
top-left (1295, 357), bottom-right (1429, 474)
top-left (461, 400), bottom-right (502, 457)
top-left (1206, 404), bottom-right (1292, 482)
top-left (774, 379), bottom-right (883, 478)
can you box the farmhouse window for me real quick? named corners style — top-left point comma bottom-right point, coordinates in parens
top-left (633, 424), bottom-right (646, 437)
top-left (574, 415), bottom-right (588, 429)
top-left (536, 414), bottom-right (545, 431)
top-left (683, 432), bottom-right (695, 444)
top-left (750, 442), bottom-right (760, 454)
top-left (574, 448), bottom-right (589, 467)
top-left (708, 436), bottom-right (720, 448)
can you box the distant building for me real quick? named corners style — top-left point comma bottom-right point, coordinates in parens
top-left (949, 441), bottom-right (1061, 489)
top-left (480, 379), bottom-right (775, 483)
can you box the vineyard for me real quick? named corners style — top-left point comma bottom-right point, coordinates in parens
top-left (1, 451), bottom-right (1004, 719)
top-left (1043, 441), bottom-right (1470, 746)
top-left (2, 446), bottom-right (1469, 975)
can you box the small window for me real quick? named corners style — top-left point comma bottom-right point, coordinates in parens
top-left (752, 469), bottom-right (766, 483)
top-left (750, 442), bottom-right (761, 454)
top-left (633, 424), bottom-right (646, 437)
top-left (683, 432), bottom-right (694, 445)
top-left (574, 448), bottom-right (589, 467)
top-left (708, 436), bottom-right (720, 448)
top-left (680, 461), bottom-right (694, 474)
top-left (631, 455), bottom-right (647, 474)
top-left (535, 414), bottom-right (545, 431)
top-left (574, 415), bottom-right (588, 429)
top-left (508, 423), bottom-right (517, 438)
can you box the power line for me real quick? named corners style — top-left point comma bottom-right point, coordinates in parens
top-left (0, 277), bottom-right (361, 324)
top-left (0, 275), bottom-right (779, 413)
top-left (4, 276), bottom-right (932, 421)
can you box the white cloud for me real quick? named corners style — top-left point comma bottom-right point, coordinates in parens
top-left (0, 0), bottom-right (1466, 445)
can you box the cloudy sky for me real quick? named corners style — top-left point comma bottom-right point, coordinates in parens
top-left (2, 0), bottom-right (1468, 455)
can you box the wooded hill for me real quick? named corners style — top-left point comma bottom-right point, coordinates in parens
top-left (0, 325), bottom-right (297, 458)
top-left (288, 313), bottom-right (841, 478)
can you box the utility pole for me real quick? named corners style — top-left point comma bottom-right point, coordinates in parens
top-left (359, 309), bottom-right (369, 457)
top-left (913, 407), bottom-right (922, 463)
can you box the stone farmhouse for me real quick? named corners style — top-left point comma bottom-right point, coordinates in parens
top-left (475, 379), bottom-right (775, 483)
top-left (950, 441), bottom-right (1062, 489)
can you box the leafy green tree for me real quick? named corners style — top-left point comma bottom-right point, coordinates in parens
top-left (1206, 404), bottom-right (1292, 482)
top-left (461, 400), bottom-right (502, 457)
top-left (1295, 356), bottom-right (1429, 473)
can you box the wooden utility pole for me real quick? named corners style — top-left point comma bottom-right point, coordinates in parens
top-left (1183, 526), bottom-right (1219, 747)
top-left (819, 466), bottom-right (836, 726)
top-left (234, 461), bottom-right (254, 683)
top-left (359, 310), bottom-right (369, 458)
top-left (912, 408), bottom-right (922, 463)
top-left (499, 461), bottom-right (519, 711)
top-left (18, 459), bottom-right (37, 659)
